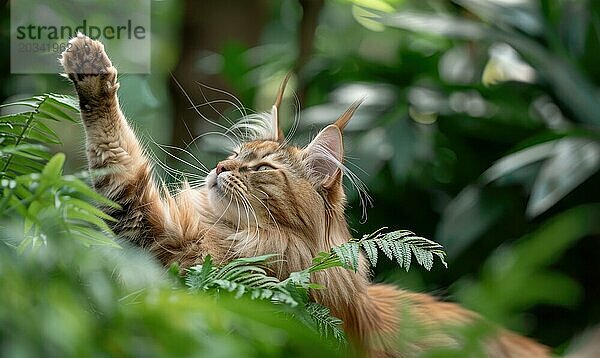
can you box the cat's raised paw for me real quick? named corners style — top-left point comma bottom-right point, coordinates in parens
top-left (60, 33), bottom-right (118, 96)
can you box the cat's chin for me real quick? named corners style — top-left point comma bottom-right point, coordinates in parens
top-left (206, 172), bottom-right (241, 223)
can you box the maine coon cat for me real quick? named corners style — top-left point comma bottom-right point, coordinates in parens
top-left (60, 33), bottom-right (549, 357)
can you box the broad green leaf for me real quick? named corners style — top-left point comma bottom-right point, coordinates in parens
top-left (69, 226), bottom-right (120, 247)
top-left (47, 94), bottom-right (80, 114)
top-left (454, 204), bottom-right (598, 324)
top-left (61, 196), bottom-right (115, 221)
top-left (527, 138), bottom-right (600, 217)
top-left (42, 153), bottom-right (65, 178)
top-left (65, 206), bottom-right (113, 232)
top-left (61, 176), bottom-right (119, 208)
top-left (482, 141), bottom-right (557, 183)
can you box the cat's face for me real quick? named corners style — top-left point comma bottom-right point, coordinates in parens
top-left (204, 75), bottom-right (361, 236)
top-left (206, 138), bottom-right (336, 232)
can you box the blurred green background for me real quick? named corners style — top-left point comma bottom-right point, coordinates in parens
top-left (1, 0), bottom-right (600, 355)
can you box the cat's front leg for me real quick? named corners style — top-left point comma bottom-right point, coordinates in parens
top-left (60, 34), bottom-right (164, 249)
top-left (60, 33), bottom-right (143, 172)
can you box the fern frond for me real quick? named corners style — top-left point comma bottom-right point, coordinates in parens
top-left (332, 242), bottom-right (360, 271)
top-left (0, 94), bottom-right (79, 180)
top-left (309, 229), bottom-right (448, 273)
top-left (360, 230), bottom-right (448, 271)
top-left (186, 254), bottom-right (299, 306)
top-left (304, 303), bottom-right (346, 342)
top-left (361, 239), bottom-right (379, 267)
top-left (185, 254), bottom-right (347, 342)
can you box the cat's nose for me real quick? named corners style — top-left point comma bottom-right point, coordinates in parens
top-left (216, 161), bottom-right (231, 175)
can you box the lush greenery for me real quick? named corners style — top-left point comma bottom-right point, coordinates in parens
top-left (1, 0), bottom-right (599, 356)
top-left (0, 91), bottom-right (450, 354)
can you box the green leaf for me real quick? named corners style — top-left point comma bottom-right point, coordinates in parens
top-left (186, 256), bottom-right (216, 291)
top-left (332, 242), bottom-right (360, 271)
top-left (436, 186), bottom-right (510, 258)
top-left (361, 240), bottom-right (379, 267)
top-left (454, 204), bottom-right (599, 324)
top-left (527, 138), bottom-right (600, 217)
top-left (65, 206), bottom-right (113, 232)
top-left (42, 153), bottom-right (65, 178)
top-left (61, 175), bottom-right (119, 208)
top-left (357, 230), bottom-right (447, 271)
top-left (69, 226), bottom-right (120, 247)
top-left (61, 196), bottom-right (116, 222)
top-left (47, 94), bottom-right (80, 114)
top-left (304, 302), bottom-right (346, 342)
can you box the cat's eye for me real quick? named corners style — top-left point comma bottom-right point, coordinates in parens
top-left (228, 151), bottom-right (239, 159)
top-left (255, 164), bottom-right (275, 171)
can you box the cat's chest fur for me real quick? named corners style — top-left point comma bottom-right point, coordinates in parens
top-left (167, 187), bottom-right (317, 278)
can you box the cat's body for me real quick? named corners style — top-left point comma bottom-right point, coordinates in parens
top-left (60, 34), bottom-right (549, 357)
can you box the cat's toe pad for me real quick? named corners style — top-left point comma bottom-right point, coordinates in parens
top-left (60, 33), bottom-right (115, 82)
top-left (60, 33), bottom-right (118, 96)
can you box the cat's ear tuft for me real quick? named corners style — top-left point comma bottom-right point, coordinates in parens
top-left (271, 72), bottom-right (292, 142)
top-left (303, 125), bottom-right (344, 188)
top-left (333, 97), bottom-right (365, 131)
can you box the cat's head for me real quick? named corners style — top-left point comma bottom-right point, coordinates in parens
top-left (205, 75), bottom-right (362, 236)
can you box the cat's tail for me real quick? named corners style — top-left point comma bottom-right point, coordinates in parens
top-left (365, 284), bottom-right (550, 357)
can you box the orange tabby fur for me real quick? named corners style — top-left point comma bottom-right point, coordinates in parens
top-left (60, 34), bottom-right (549, 357)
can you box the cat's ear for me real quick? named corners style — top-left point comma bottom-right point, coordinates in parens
top-left (304, 125), bottom-right (343, 188)
top-left (303, 99), bottom-right (363, 188)
top-left (270, 73), bottom-right (292, 142)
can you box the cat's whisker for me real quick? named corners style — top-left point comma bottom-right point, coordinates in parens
top-left (235, 194), bottom-right (253, 255)
top-left (147, 138), bottom-right (203, 176)
top-left (205, 193), bottom-right (234, 239)
top-left (217, 195), bottom-right (239, 266)
top-left (171, 74), bottom-right (232, 133)
top-left (144, 144), bottom-right (181, 180)
top-left (248, 192), bottom-right (280, 234)
top-left (153, 158), bottom-right (205, 181)
top-left (187, 99), bottom-right (247, 112)
top-left (195, 81), bottom-right (250, 119)
top-left (153, 141), bottom-right (210, 174)
top-left (195, 83), bottom-right (240, 133)
top-left (241, 193), bottom-right (260, 242)
top-left (175, 109), bottom-right (201, 155)
top-left (185, 131), bottom-right (239, 154)
top-left (188, 179), bottom-right (208, 189)
top-left (227, 112), bottom-right (278, 143)
top-left (236, 192), bottom-right (260, 257)
top-left (225, 195), bottom-right (245, 264)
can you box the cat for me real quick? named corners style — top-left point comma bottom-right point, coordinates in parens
top-left (60, 33), bottom-right (549, 357)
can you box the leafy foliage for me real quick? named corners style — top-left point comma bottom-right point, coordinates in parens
top-left (2, 0), bottom-right (599, 352)
top-left (0, 94), bottom-right (79, 179)
top-left (453, 204), bottom-right (600, 326)
top-left (0, 94), bottom-right (119, 250)
top-left (310, 228), bottom-right (447, 273)
top-left (185, 254), bottom-right (300, 306)
top-left (0, 94), bottom-right (342, 357)
top-left (183, 227), bottom-right (448, 342)
top-left (0, 89), bottom-right (448, 356)
top-left (0, 227), bottom-right (341, 357)
top-left (301, 303), bottom-right (346, 342)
